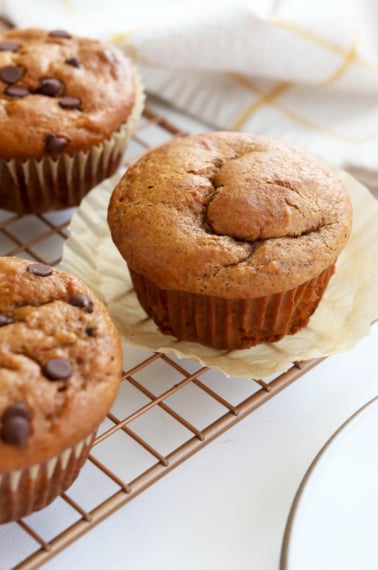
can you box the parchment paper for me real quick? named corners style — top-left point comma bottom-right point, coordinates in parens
top-left (62, 170), bottom-right (378, 379)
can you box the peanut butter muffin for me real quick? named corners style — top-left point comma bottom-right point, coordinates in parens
top-left (108, 132), bottom-right (352, 350)
top-left (0, 256), bottom-right (123, 523)
top-left (0, 27), bottom-right (144, 213)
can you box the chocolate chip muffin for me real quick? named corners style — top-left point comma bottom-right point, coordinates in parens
top-left (0, 256), bottom-right (123, 523)
top-left (0, 27), bottom-right (144, 213)
top-left (108, 132), bottom-right (352, 350)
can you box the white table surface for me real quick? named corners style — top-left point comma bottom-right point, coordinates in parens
top-left (2, 99), bottom-right (378, 570)
top-left (42, 322), bottom-right (378, 570)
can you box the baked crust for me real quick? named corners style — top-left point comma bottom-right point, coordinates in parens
top-left (108, 132), bottom-right (352, 299)
top-left (0, 256), bottom-right (122, 471)
top-left (0, 28), bottom-right (136, 159)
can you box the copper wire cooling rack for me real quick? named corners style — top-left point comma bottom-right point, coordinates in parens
top-left (0, 107), bottom-right (322, 569)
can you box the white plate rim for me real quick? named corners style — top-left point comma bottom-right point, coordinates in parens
top-left (280, 394), bottom-right (378, 570)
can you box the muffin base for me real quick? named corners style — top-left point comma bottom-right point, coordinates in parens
top-left (129, 265), bottom-right (335, 350)
top-left (0, 69), bottom-right (144, 214)
top-left (0, 432), bottom-right (95, 524)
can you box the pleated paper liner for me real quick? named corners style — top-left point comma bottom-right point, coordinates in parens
top-left (128, 265), bottom-right (335, 350)
top-left (62, 170), bottom-right (378, 379)
top-left (0, 432), bottom-right (95, 524)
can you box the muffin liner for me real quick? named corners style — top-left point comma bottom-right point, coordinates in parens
top-left (62, 169), bottom-right (378, 379)
top-left (0, 432), bottom-right (95, 524)
top-left (129, 264), bottom-right (335, 351)
top-left (0, 69), bottom-right (145, 214)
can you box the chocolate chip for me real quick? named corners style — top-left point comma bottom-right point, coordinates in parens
top-left (59, 96), bottom-right (81, 110)
top-left (69, 294), bottom-right (94, 313)
top-left (0, 314), bottom-right (13, 326)
top-left (39, 78), bottom-right (64, 97)
top-left (0, 65), bottom-right (24, 84)
top-left (3, 401), bottom-right (31, 422)
top-left (45, 134), bottom-right (68, 155)
top-left (1, 403), bottom-right (31, 447)
top-left (43, 358), bottom-right (73, 381)
top-left (2, 415), bottom-right (30, 446)
top-left (0, 41), bottom-right (20, 52)
top-left (85, 326), bottom-right (97, 337)
top-left (27, 262), bottom-right (53, 277)
top-left (5, 85), bottom-right (30, 98)
top-left (65, 57), bottom-right (80, 68)
top-left (48, 30), bottom-right (72, 39)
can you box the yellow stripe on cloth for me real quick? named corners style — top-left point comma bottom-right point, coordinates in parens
top-left (230, 73), bottom-right (378, 143)
top-left (321, 29), bottom-right (358, 85)
top-left (110, 32), bottom-right (160, 66)
top-left (231, 80), bottom-right (292, 131)
top-left (272, 19), bottom-right (378, 74)
top-left (271, 102), bottom-right (376, 143)
top-left (59, 0), bottom-right (76, 10)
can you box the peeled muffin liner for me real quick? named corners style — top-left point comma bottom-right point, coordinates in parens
top-left (0, 431), bottom-right (95, 524)
top-left (62, 170), bottom-right (378, 379)
top-left (129, 265), bottom-right (335, 351)
top-left (0, 69), bottom-right (145, 214)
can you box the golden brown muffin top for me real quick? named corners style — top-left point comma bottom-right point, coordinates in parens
top-left (0, 28), bottom-right (136, 160)
top-left (0, 256), bottom-right (123, 471)
top-left (108, 132), bottom-right (352, 298)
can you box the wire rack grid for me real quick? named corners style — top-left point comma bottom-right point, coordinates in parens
top-left (0, 106), bottom-right (322, 570)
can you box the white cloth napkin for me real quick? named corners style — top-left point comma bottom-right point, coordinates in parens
top-left (3, 0), bottom-right (378, 178)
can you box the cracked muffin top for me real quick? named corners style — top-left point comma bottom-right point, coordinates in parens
top-left (108, 132), bottom-right (352, 299)
top-left (0, 256), bottom-right (123, 470)
top-left (0, 27), bottom-right (136, 160)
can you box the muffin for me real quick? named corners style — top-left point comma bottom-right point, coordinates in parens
top-left (108, 132), bottom-right (353, 351)
top-left (0, 256), bottom-right (123, 523)
top-left (0, 27), bottom-right (144, 214)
